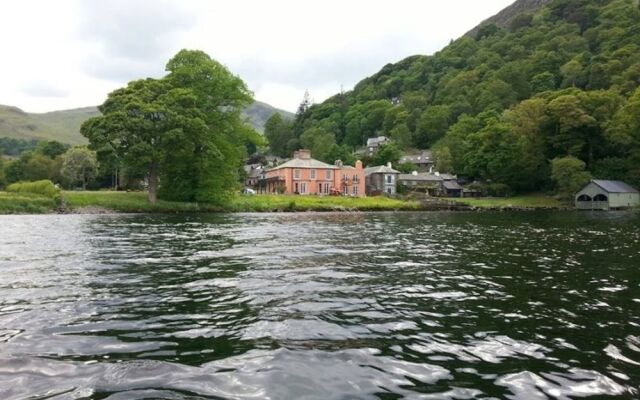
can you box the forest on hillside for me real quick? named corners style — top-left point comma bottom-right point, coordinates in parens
top-left (265, 0), bottom-right (640, 194)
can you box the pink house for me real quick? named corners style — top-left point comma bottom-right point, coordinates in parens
top-left (262, 149), bottom-right (365, 197)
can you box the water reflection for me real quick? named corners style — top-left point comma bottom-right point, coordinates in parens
top-left (0, 211), bottom-right (638, 399)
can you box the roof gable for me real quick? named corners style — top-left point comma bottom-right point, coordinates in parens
top-left (267, 157), bottom-right (338, 171)
top-left (364, 165), bottom-right (400, 175)
top-left (592, 180), bottom-right (639, 193)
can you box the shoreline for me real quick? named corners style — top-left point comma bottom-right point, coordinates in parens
top-left (0, 190), bottom-right (576, 215)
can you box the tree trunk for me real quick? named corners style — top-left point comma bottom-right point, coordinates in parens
top-left (148, 163), bottom-right (159, 204)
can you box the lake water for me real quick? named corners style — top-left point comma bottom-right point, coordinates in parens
top-left (0, 211), bottom-right (639, 399)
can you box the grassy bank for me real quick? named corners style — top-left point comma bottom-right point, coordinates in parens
top-left (449, 194), bottom-right (565, 209)
top-left (0, 191), bottom-right (567, 214)
top-left (0, 191), bottom-right (421, 214)
top-left (63, 191), bottom-right (224, 213)
top-left (0, 192), bottom-right (59, 214)
top-left (228, 194), bottom-right (420, 212)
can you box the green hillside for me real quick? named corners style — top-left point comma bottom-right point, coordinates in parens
top-left (290, 0), bottom-right (640, 191)
top-left (0, 101), bottom-right (292, 145)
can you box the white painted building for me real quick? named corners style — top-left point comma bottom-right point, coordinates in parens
top-left (575, 180), bottom-right (639, 210)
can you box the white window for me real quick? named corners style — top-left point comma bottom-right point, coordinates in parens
top-left (300, 182), bottom-right (307, 194)
top-left (294, 169), bottom-right (301, 180)
top-left (310, 169), bottom-right (316, 179)
top-left (353, 186), bottom-right (358, 195)
top-left (386, 174), bottom-right (394, 184)
top-left (326, 169), bottom-right (333, 180)
top-left (343, 186), bottom-right (348, 195)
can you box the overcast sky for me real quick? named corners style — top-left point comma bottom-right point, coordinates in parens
top-left (0, 0), bottom-right (514, 113)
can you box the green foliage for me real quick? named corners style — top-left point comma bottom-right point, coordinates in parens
top-left (0, 137), bottom-right (40, 156)
top-left (325, 144), bottom-right (356, 166)
top-left (396, 162), bottom-right (416, 174)
top-left (371, 143), bottom-right (402, 166)
top-left (551, 156), bottom-right (592, 199)
top-left (6, 180), bottom-right (61, 198)
top-left (299, 127), bottom-right (337, 162)
top-left (81, 49), bottom-right (255, 204)
top-left (292, 0), bottom-right (640, 193)
top-left (0, 157), bottom-right (5, 188)
top-left (415, 105), bottom-right (450, 147)
top-left (4, 152), bottom-right (59, 184)
top-left (37, 141), bottom-right (69, 159)
top-left (61, 146), bottom-right (98, 189)
top-left (264, 113), bottom-right (294, 157)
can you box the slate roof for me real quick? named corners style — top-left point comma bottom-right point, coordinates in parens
top-left (365, 165), bottom-right (400, 175)
top-left (366, 136), bottom-right (388, 147)
top-left (399, 173), bottom-right (443, 182)
top-left (439, 173), bottom-right (457, 181)
top-left (267, 157), bottom-right (338, 171)
top-left (592, 180), bottom-right (639, 193)
top-left (442, 181), bottom-right (463, 190)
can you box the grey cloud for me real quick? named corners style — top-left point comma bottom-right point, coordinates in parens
top-left (233, 32), bottom-right (436, 90)
top-left (77, 0), bottom-right (196, 81)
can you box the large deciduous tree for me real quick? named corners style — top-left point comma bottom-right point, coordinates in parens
top-left (81, 50), bottom-right (255, 204)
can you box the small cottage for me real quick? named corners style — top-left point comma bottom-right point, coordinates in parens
top-left (366, 136), bottom-right (389, 156)
top-left (365, 163), bottom-right (400, 196)
top-left (575, 180), bottom-right (639, 210)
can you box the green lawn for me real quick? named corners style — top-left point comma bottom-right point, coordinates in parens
top-left (228, 194), bottom-right (420, 212)
top-left (449, 194), bottom-right (565, 209)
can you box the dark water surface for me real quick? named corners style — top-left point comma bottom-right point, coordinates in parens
top-left (0, 211), bottom-right (639, 399)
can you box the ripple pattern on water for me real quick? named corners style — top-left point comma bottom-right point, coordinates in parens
top-left (0, 211), bottom-right (639, 399)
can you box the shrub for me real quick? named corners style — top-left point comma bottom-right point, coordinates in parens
top-left (551, 156), bottom-right (591, 200)
top-left (6, 180), bottom-right (61, 198)
top-left (486, 183), bottom-right (513, 197)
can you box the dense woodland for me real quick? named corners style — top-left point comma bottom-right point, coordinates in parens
top-left (265, 0), bottom-right (640, 195)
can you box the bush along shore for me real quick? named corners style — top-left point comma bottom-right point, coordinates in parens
top-left (0, 188), bottom-right (574, 215)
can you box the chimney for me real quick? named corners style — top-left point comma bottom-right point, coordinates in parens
top-left (386, 162), bottom-right (392, 168)
top-left (293, 149), bottom-right (311, 159)
top-left (355, 160), bottom-right (363, 170)
top-left (334, 160), bottom-right (343, 167)
top-left (412, 171), bottom-right (418, 176)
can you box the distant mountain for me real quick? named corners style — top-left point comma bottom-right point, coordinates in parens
top-left (0, 105), bottom-right (99, 145)
top-left (0, 101), bottom-right (293, 145)
top-left (465, 0), bottom-right (552, 38)
top-left (243, 101), bottom-right (294, 133)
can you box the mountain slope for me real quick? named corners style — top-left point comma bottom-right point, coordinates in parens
top-left (465, 0), bottom-right (553, 38)
top-left (292, 0), bottom-right (640, 190)
top-left (0, 101), bottom-right (293, 145)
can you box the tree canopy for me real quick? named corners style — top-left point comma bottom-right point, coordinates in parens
top-left (81, 50), bottom-right (256, 203)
